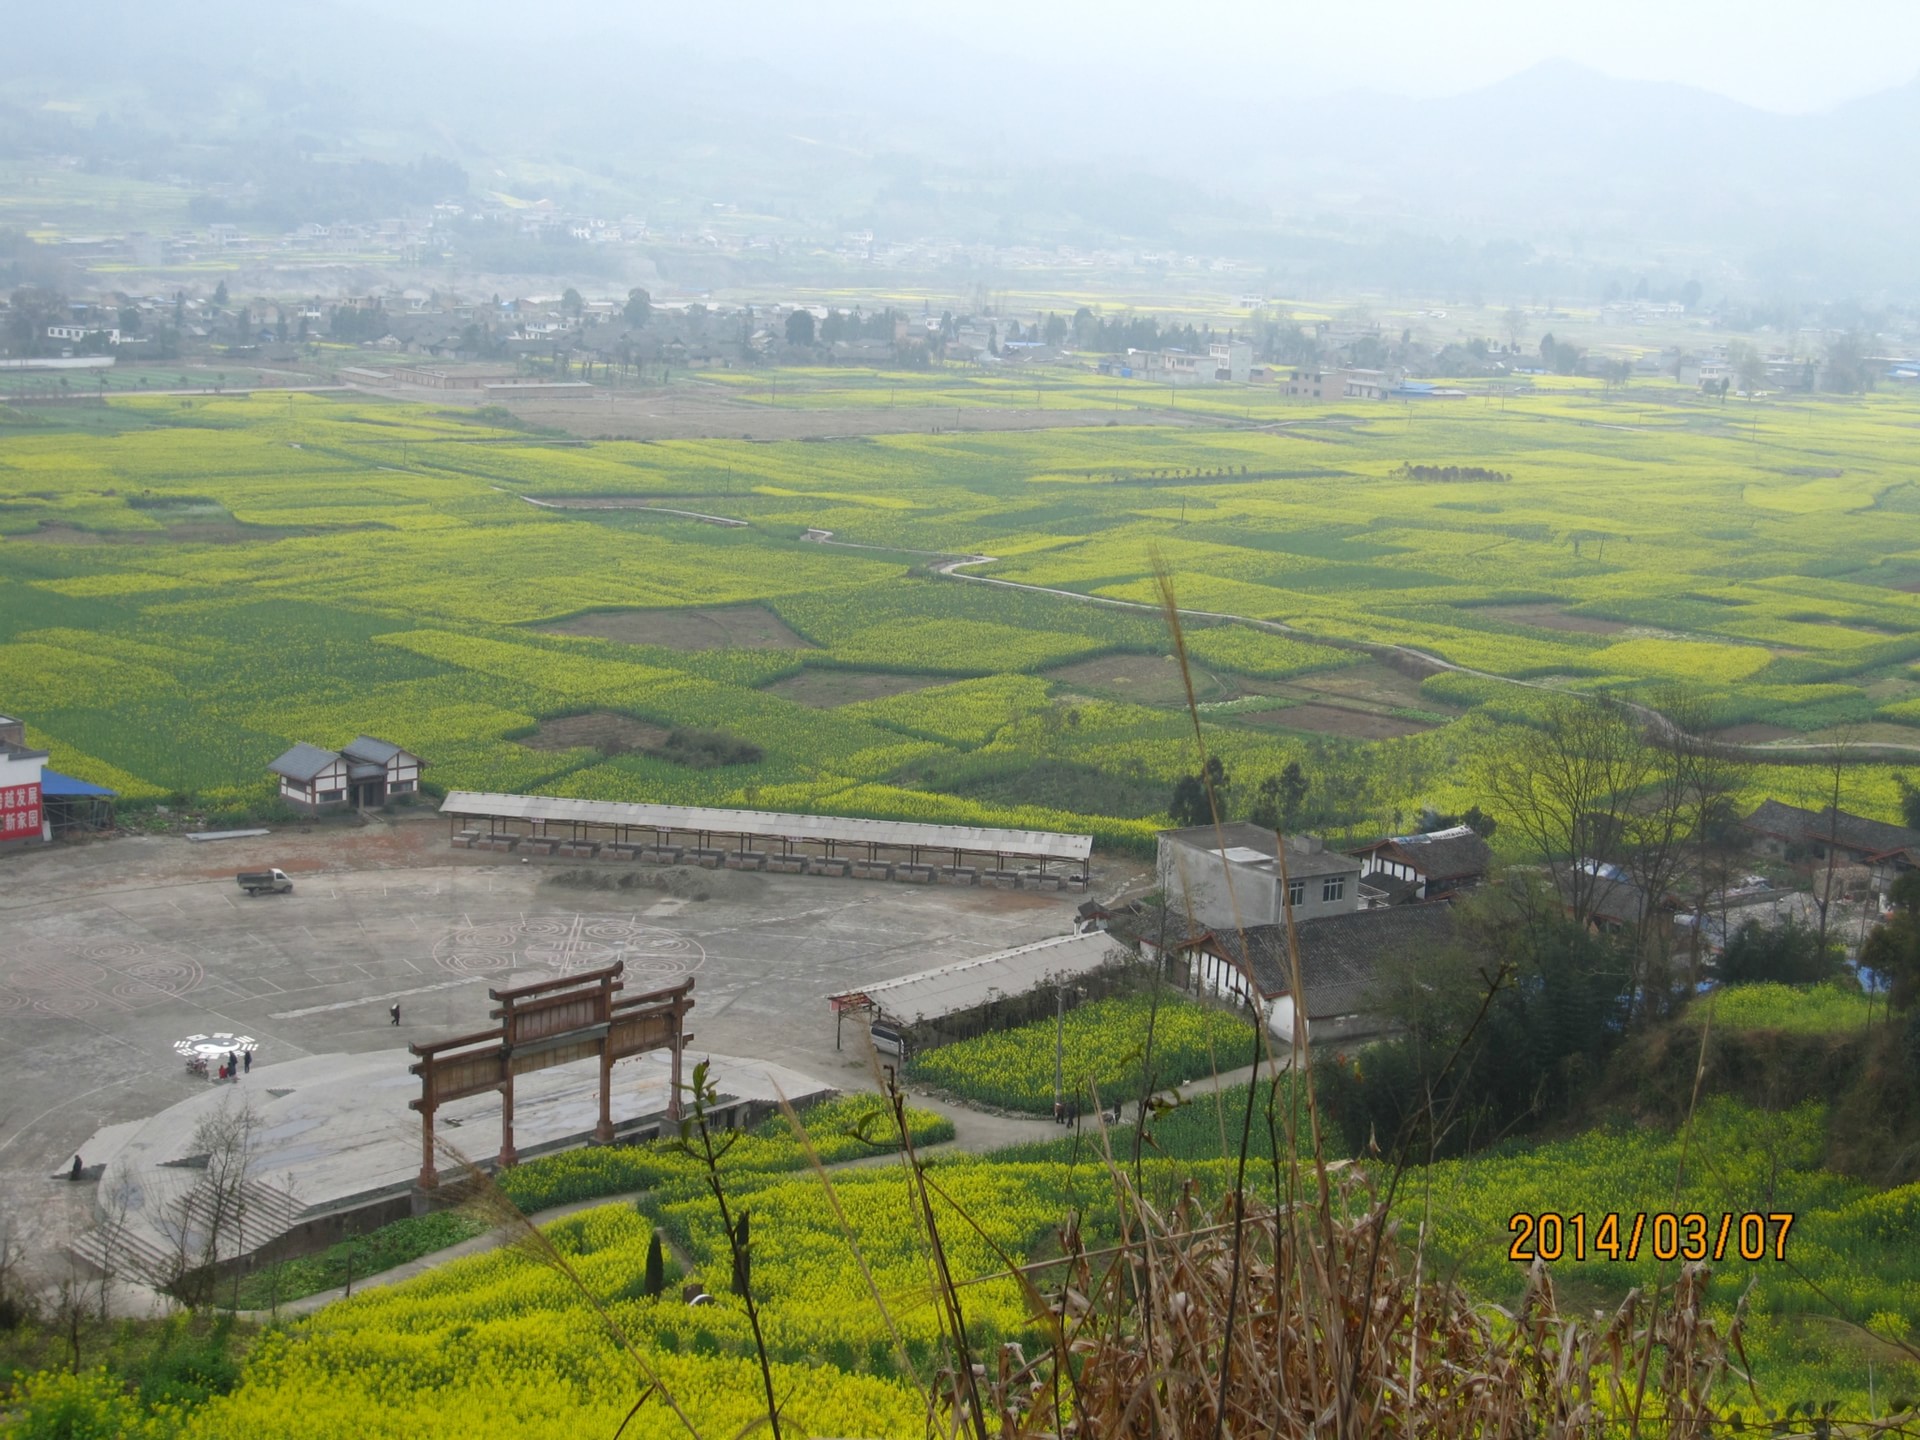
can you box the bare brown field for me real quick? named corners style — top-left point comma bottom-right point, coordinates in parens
top-left (1278, 660), bottom-right (1459, 713)
top-left (759, 668), bottom-right (945, 707)
top-left (1474, 603), bottom-right (1629, 635)
top-left (515, 711), bottom-right (670, 753)
top-left (537, 604), bottom-right (813, 650)
top-left (1042, 651), bottom-right (1227, 705)
top-left (1238, 703), bottom-right (1438, 740)
top-left (1713, 723), bottom-right (1798, 744)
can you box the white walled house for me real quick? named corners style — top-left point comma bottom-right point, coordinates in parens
top-left (1148, 904), bottom-right (1457, 1046)
top-left (1349, 825), bottom-right (1493, 901)
top-left (269, 736), bottom-right (423, 811)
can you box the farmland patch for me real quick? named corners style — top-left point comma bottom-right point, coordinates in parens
top-left (1281, 660), bottom-right (1463, 713)
top-left (922, 756), bottom-right (1173, 820)
top-left (537, 604), bottom-right (814, 651)
top-left (759, 667), bottom-right (948, 707)
top-left (516, 713), bottom-right (763, 767)
top-left (516, 711), bottom-right (671, 754)
top-left (1236, 703), bottom-right (1439, 739)
top-left (1475, 604), bottom-right (1630, 635)
top-left (1712, 723), bottom-right (1798, 744)
top-left (1042, 651), bottom-right (1226, 705)
top-left (9, 518), bottom-right (321, 545)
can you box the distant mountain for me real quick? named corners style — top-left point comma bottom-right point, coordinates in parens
top-left (3, 10), bottom-right (1916, 299)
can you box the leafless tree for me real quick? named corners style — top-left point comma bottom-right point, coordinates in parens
top-left (49, 1257), bottom-right (93, 1373)
top-left (1501, 306), bottom-right (1526, 352)
top-left (152, 1097), bottom-right (260, 1309)
top-left (1620, 691), bottom-right (1755, 1014)
top-left (0, 1218), bottom-right (33, 1332)
top-left (89, 1174), bottom-right (138, 1321)
top-left (1480, 692), bottom-right (1653, 930)
top-left (1673, 712), bottom-right (1753, 991)
top-left (1814, 727), bottom-right (1864, 953)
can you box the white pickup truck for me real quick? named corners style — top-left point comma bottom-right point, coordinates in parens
top-left (236, 868), bottom-right (294, 896)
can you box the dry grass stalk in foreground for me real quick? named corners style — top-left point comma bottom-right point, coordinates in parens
top-left (991, 1161), bottom-right (1917, 1440)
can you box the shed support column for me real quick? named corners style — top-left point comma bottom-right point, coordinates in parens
top-left (667, 1014), bottom-right (685, 1121)
top-left (499, 1074), bottom-right (518, 1168)
top-left (593, 1040), bottom-right (615, 1143)
top-left (418, 1105), bottom-right (439, 1190)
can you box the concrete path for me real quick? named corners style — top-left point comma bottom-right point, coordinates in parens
top-left (220, 1052), bottom-right (1301, 1320)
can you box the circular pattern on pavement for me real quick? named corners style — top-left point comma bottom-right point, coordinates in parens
top-left (433, 914), bottom-right (706, 983)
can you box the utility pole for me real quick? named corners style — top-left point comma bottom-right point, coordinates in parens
top-left (1053, 986), bottom-right (1065, 1119)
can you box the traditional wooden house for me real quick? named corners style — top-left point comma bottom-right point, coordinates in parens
top-left (1349, 825), bottom-right (1493, 900)
top-left (1741, 800), bottom-right (1920, 896)
top-left (269, 736), bottom-right (423, 811)
top-left (1148, 904), bottom-right (1456, 1045)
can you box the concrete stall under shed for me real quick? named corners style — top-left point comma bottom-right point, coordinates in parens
top-left (440, 791), bottom-right (1093, 879)
top-left (829, 931), bottom-right (1136, 1055)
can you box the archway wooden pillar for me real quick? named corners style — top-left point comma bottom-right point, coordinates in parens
top-left (409, 965), bottom-right (695, 1191)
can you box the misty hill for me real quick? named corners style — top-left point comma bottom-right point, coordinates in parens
top-left (3, 5), bottom-right (1917, 299)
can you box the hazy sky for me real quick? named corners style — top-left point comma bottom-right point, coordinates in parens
top-left (364, 0), bottom-right (1920, 114)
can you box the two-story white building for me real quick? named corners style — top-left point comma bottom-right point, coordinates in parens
top-left (1155, 822), bottom-right (1362, 933)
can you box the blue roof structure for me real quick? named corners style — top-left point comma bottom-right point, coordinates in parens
top-left (40, 769), bottom-right (116, 798)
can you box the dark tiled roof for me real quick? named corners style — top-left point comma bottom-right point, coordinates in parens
top-left (341, 736), bottom-right (407, 767)
top-left (267, 743), bottom-right (342, 783)
top-left (1352, 828), bottom-right (1492, 884)
top-left (1741, 801), bottom-right (1920, 857)
top-left (1199, 904), bottom-right (1456, 1014)
top-left (1558, 870), bottom-right (1649, 925)
top-left (1361, 877), bottom-right (1423, 906)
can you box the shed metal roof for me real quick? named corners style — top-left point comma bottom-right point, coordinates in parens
top-left (832, 932), bottom-right (1127, 1026)
top-left (39, 768), bottom-right (115, 798)
top-left (439, 791), bottom-right (1094, 862)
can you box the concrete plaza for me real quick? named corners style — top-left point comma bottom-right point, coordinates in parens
top-left (0, 816), bottom-right (1091, 1274)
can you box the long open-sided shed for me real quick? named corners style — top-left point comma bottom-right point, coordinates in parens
top-left (829, 931), bottom-right (1133, 1050)
top-left (441, 791), bottom-right (1093, 877)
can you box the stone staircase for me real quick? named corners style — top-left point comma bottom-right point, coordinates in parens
top-left (69, 1178), bottom-right (307, 1283)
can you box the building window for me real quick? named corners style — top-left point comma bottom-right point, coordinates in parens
top-left (319, 788), bottom-right (344, 802)
top-left (1287, 878), bottom-right (1305, 908)
top-left (390, 779), bottom-right (415, 793)
top-left (1322, 876), bottom-right (1345, 903)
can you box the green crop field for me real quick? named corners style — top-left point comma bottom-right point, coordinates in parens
top-left (2, 382), bottom-right (1918, 841)
top-left (12, 1087), bottom-right (1911, 1435)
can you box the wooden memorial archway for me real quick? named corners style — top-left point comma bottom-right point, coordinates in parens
top-left (407, 961), bottom-right (694, 1189)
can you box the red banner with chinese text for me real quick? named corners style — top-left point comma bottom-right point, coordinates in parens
top-left (1, 782), bottom-right (43, 840)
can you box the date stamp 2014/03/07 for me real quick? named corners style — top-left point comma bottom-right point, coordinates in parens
top-left (1508, 1212), bottom-right (1794, 1263)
